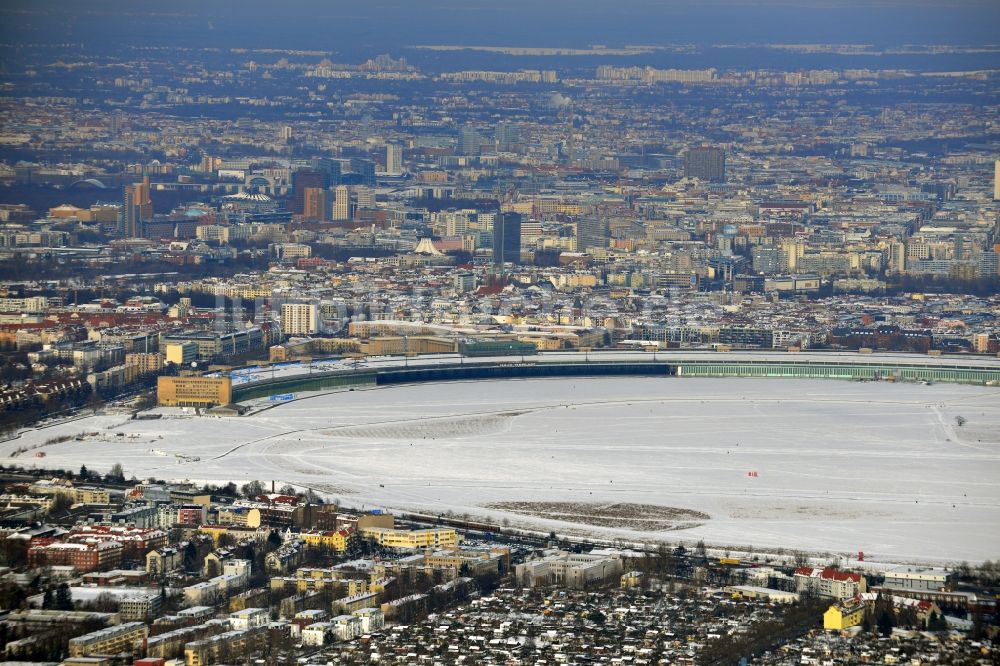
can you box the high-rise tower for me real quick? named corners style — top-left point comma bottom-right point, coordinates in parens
top-left (122, 175), bottom-right (152, 238)
top-left (458, 127), bottom-right (482, 157)
top-left (496, 122), bottom-right (519, 153)
top-left (493, 212), bottom-right (521, 266)
top-left (291, 169), bottom-right (330, 215)
top-left (386, 144), bottom-right (403, 175)
top-left (332, 185), bottom-right (351, 221)
top-left (684, 146), bottom-right (726, 182)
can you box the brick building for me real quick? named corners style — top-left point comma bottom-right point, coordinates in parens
top-left (28, 540), bottom-right (123, 573)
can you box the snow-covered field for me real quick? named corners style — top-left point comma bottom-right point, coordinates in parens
top-left (4, 377), bottom-right (999, 563)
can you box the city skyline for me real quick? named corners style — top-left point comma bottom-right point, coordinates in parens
top-left (0, 0), bottom-right (997, 662)
top-left (3, 0), bottom-right (1000, 51)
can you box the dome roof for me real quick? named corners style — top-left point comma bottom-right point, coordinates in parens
top-left (223, 191), bottom-right (272, 202)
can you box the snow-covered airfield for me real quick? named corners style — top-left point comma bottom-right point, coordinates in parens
top-left (5, 373), bottom-right (1000, 564)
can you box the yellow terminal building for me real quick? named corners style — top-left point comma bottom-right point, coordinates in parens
top-left (157, 376), bottom-right (232, 407)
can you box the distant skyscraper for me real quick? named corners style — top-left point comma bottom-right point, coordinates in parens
top-left (122, 187), bottom-right (136, 237)
top-left (684, 146), bottom-right (726, 182)
top-left (310, 157), bottom-right (342, 185)
top-left (575, 217), bottom-right (608, 253)
top-left (496, 122), bottom-right (519, 153)
top-left (752, 245), bottom-right (785, 274)
top-left (994, 160), bottom-right (1000, 201)
top-left (302, 187), bottom-right (329, 221)
top-left (458, 127), bottom-right (482, 157)
top-left (351, 158), bottom-right (376, 187)
top-left (122, 175), bottom-right (152, 238)
top-left (355, 186), bottom-right (375, 210)
top-left (110, 109), bottom-right (124, 138)
top-left (520, 220), bottom-right (543, 247)
top-left (493, 212), bottom-right (521, 265)
top-left (332, 185), bottom-right (351, 221)
top-left (281, 303), bottom-right (318, 336)
top-left (291, 169), bottom-right (329, 215)
top-left (888, 241), bottom-right (906, 274)
top-left (386, 144), bottom-right (403, 175)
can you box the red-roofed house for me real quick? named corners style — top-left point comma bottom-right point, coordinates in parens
top-left (67, 526), bottom-right (168, 559)
top-left (794, 566), bottom-right (867, 600)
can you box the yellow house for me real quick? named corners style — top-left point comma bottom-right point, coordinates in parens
top-left (198, 524), bottom-right (265, 545)
top-left (216, 507), bottom-right (251, 526)
top-left (198, 524), bottom-right (230, 544)
top-left (824, 599), bottom-right (866, 630)
top-left (74, 487), bottom-right (111, 505)
top-left (620, 571), bottom-right (644, 588)
top-left (301, 529), bottom-right (349, 552)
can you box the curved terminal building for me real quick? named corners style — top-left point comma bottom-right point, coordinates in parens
top-left (227, 350), bottom-right (1000, 403)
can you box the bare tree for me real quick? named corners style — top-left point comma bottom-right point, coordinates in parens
top-left (241, 480), bottom-right (265, 498)
top-left (48, 493), bottom-right (74, 515)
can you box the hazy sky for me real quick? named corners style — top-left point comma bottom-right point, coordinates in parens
top-left (1, 0), bottom-right (998, 50)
